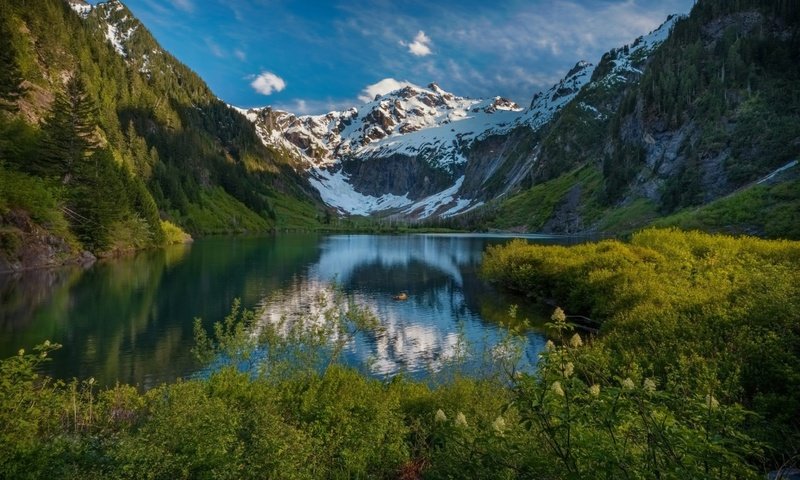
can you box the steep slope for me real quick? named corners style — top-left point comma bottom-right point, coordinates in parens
top-left (0, 0), bottom-right (320, 269)
top-left (242, 14), bottom-right (683, 221)
top-left (241, 62), bottom-right (595, 218)
top-left (482, 1), bottom-right (800, 236)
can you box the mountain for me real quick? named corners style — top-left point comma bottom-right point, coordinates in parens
top-left (0, 0), bottom-right (322, 271)
top-left (239, 63), bottom-right (597, 218)
top-left (480, 0), bottom-right (800, 237)
top-left (242, 1), bottom-right (799, 239)
top-left (240, 17), bottom-right (679, 219)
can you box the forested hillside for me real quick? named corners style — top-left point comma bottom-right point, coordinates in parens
top-left (0, 0), bottom-right (320, 271)
top-left (473, 0), bottom-right (800, 237)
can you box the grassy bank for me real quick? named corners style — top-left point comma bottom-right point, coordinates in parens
top-left (482, 228), bottom-right (800, 459)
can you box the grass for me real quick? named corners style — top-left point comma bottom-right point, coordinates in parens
top-left (655, 178), bottom-right (800, 239)
top-left (269, 192), bottom-right (321, 231)
top-left (492, 164), bottom-right (603, 231)
top-left (596, 197), bottom-right (659, 233)
top-left (179, 187), bottom-right (273, 235)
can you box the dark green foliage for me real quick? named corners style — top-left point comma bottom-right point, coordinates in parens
top-left (601, 143), bottom-right (646, 204)
top-left (0, 10), bottom-right (25, 113)
top-left (609, 0), bottom-right (800, 205)
top-left (657, 176), bottom-right (800, 239)
top-left (0, 0), bottom-right (321, 258)
top-left (38, 75), bottom-right (99, 182)
top-left (65, 148), bottom-right (120, 250)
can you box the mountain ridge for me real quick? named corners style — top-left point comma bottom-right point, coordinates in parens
top-left (239, 15), bottom-right (679, 219)
top-left (0, 0), bottom-right (322, 271)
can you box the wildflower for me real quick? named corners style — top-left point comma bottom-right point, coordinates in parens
top-left (551, 381), bottom-right (565, 397)
top-left (455, 412), bottom-right (468, 428)
top-left (621, 378), bottom-right (635, 390)
top-left (705, 394), bottom-right (719, 409)
top-left (492, 416), bottom-right (506, 433)
top-left (544, 340), bottom-right (556, 351)
top-left (43, 340), bottom-right (51, 348)
top-left (589, 384), bottom-right (601, 397)
top-left (551, 307), bottom-right (566, 323)
top-left (569, 333), bottom-right (583, 348)
top-left (563, 362), bottom-right (574, 378)
top-left (88, 377), bottom-right (96, 385)
top-left (643, 378), bottom-right (656, 393)
top-left (435, 409), bottom-right (447, 423)
top-left (17, 349), bottom-right (24, 356)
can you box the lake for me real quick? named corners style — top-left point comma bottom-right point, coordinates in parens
top-left (0, 233), bottom-right (579, 388)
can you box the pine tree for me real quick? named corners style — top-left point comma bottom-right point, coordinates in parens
top-left (39, 75), bottom-right (99, 182)
top-left (0, 16), bottom-right (25, 113)
top-left (69, 148), bottom-right (126, 250)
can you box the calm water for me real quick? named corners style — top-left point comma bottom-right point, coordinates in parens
top-left (0, 234), bottom-right (578, 388)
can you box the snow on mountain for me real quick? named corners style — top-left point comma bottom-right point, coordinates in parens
top-left (596, 14), bottom-right (682, 86)
top-left (522, 61), bottom-right (594, 129)
top-left (64, 0), bottom-right (162, 68)
top-left (67, 0), bottom-right (92, 18)
top-left (240, 69), bottom-right (597, 218)
top-left (241, 83), bottom-right (525, 172)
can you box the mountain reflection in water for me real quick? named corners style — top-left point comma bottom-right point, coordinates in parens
top-left (0, 234), bottom-right (577, 387)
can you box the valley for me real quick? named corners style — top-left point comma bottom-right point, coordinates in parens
top-left (0, 1), bottom-right (799, 478)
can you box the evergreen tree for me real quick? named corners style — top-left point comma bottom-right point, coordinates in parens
top-left (0, 14), bottom-right (25, 113)
top-left (39, 75), bottom-right (98, 182)
top-left (69, 148), bottom-right (126, 250)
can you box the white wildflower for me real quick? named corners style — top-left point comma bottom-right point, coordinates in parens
top-left (544, 340), bottom-right (556, 352)
top-left (434, 409), bottom-right (447, 423)
top-left (551, 381), bottom-right (565, 397)
top-left (621, 378), bottom-right (635, 390)
top-left (455, 412), bottom-right (468, 428)
top-left (569, 333), bottom-right (583, 348)
top-left (643, 378), bottom-right (656, 393)
top-left (563, 362), bottom-right (574, 378)
top-left (705, 394), bottom-right (719, 409)
top-left (551, 307), bottom-right (566, 323)
top-left (492, 416), bottom-right (506, 433)
top-left (589, 384), bottom-right (601, 397)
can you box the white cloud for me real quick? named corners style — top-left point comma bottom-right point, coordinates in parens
top-left (234, 49), bottom-right (247, 61)
top-left (169, 0), bottom-right (194, 13)
top-left (336, 0), bottom-right (692, 103)
top-left (357, 78), bottom-right (417, 103)
top-left (406, 30), bottom-right (432, 57)
top-left (250, 72), bottom-right (287, 96)
top-left (205, 38), bottom-right (225, 58)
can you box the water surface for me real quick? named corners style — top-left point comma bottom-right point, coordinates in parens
top-left (0, 233), bottom-right (577, 387)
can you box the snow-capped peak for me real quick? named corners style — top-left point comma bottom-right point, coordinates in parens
top-left (597, 14), bottom-right (683, 82)
top-left (240, 81), bottom-right (526, 172)
top-left (67, 0), bottom-right (92, 18)
top-left (238, 15), bottom-right (680, 220)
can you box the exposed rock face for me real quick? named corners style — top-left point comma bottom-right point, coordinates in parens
top-left (542, 185), bottom-right (584, 234)
top-left (460, 127), bottom-right (540, 201)
top-left (240, 65), bottom-right (592, 217)
top-left (0, 210), bottom-right (95, 273)
top-left (340, 154), bottom-right (461, 199)
top-left (236, 16), bottom-right (685, 222)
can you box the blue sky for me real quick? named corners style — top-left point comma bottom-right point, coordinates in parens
top-left (101, 0), bottom-right (695, 114)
